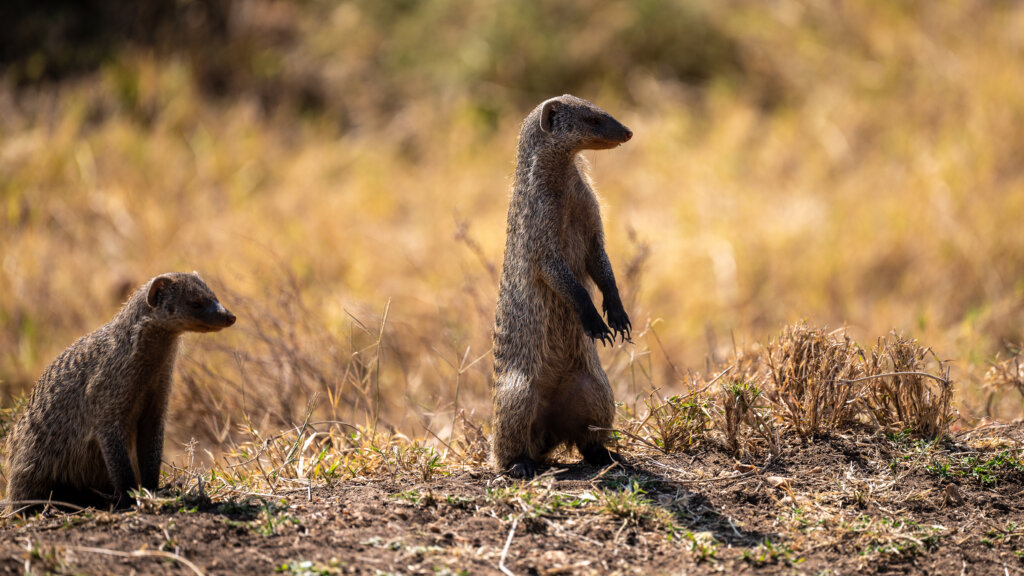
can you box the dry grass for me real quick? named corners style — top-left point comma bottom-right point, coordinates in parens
top-left (984, 348), bottom-right (1024, 414)
top-left (621, 322), bottom-right (956, 466)
top-left (1, 319), bottom-right (1020, 573)
top-left (6, 7), bottom-right (1024, 574)
top-left (2, 1), bottom-right (1024, 492)
top-left (862, 333), bottom-right (955, 440)
top-left (765, 325), bottom-right (863, 439)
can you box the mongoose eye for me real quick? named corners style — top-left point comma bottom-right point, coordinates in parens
top-left (584, 117), bottom-right (601, 127)
top-left (190, 301), bottom-right (205, 310)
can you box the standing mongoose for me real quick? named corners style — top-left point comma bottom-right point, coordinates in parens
top-left (492, 94), bottom-right (633, 478)
top-left (4, 272), bottom-right (235, 510)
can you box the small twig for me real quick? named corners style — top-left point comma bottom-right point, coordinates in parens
top-left (613, 518), bottom-right (630, 543)
top-left (956, 422), bottom-right (1013, 438)
top-left (647, 321), bottom-right (686, 383)
top-left (63, 545), bottom-right (206, 576)
top-left (225, 438), bottom-right (274, 469)
top-left (640, 455), bottom-right (698, 478)
top-left (371, 298), bottom-right (391, 436)
top-left (727, 516), bottom-right (742, 537)
top-left (307, 420), bottom-right (360, 431)
top-left (541, 517), bottom-right (602, 545)
top-left (1, 499), bottom-right (89, 516)
top-left (837, 371), bottom-right (949, 386)
top-left (233, 490), bottom-right (292, 499)
top-left (676, 470), bottom-right (758, 486)
top-left (1001, 561), bottom-right (1024, 575)
top-left (588, 425), bottom-right (663, 452)
top-left (421, 423), bottom-right (460, 459)
top-left (499, 515), bottom-right (520, 576)
top-left (698, 364), bottom-right (735, 395)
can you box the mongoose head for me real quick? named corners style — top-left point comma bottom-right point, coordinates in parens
top-left (144, 272), bottom-right (236, 333)
top-left (536, 94), bottom-right (633, 151)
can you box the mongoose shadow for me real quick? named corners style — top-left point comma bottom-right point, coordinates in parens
top-left (547, 459), bottom-right (779, 547)
top-left (491, 94), bottom-right (634, 478)
top-left (3, 272), bottom-right (235, 513)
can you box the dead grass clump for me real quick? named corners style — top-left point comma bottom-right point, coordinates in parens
top-left (638, 324), bottom-right (960, 461)
top-left (861, 333), bottom-right (955, 439)
top-left (638, 388), bottom-right (714, 454)
top-left (719, 378), bottom-right (781, 459)
top-left (714, 347), bottom-right (781, 458)
top-left (449, 412), bottom-right (491, 467)
top-left (764, 324), bottom-right (864, 439)
top-left (623, 322), bottom-right (960, 465)
top-left (984, 348), bottom-right (1024, 414)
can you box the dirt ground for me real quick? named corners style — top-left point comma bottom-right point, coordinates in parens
top-left (4, 425), bottom-right (1024, 576)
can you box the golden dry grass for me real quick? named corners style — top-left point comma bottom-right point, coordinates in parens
top-left (2, 1), bottom-right (1024, 477)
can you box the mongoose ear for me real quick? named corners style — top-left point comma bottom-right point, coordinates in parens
top-left (147, 276), bottom-right (174, 308)
top-left (540, 98), bottom-right (560, 133)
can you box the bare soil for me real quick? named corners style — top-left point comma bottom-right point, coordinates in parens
top-left (4, 428), bottom-right (1024, 575)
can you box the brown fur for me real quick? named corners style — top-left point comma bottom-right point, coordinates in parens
top-left (491, 94), bottom-right (633, 477)
top-left (4, 272), bottom-right (235, 510)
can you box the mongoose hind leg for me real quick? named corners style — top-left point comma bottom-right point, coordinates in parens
top-left (558, 369), bottom-right (617, 467)
top-left (491, 371), bottom-right (547, 473)
top-left (580, 445), bottom-right (624, 468)
top-left (4, 438), bottom-right (54, 512)
top-left (505, 457), bottom-right (538, 479)
top-left (5, 474), bottom-right (50, 512)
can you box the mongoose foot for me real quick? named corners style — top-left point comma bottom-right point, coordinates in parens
top-left (110, 492), bottom-right (135, 510)
top-left (604, 304), bottom-right (632, 343)
top-left (582, 311), bottom-right (615, 347)
top-left (505, 457), bottom-right (538, 479)
top-left (581, 446), bottom-right (624, 468)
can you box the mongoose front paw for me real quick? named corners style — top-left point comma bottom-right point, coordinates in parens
top-left (506, 457), bottom-right (538, 479)
top-left (604, 305), bottom-right (632, 343)
top-left (582, 313), bottom-right (614, 347)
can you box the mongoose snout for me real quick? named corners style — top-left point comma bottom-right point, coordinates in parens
top-left (190, 299), bottom-right (236, 331)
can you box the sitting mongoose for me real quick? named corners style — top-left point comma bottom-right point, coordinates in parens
top-left (4, 272), bottom-right (235, 510)
top-left (491, 94), bottom-right (633, 478)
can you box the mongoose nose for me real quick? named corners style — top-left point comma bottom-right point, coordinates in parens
top-left (224, 312), bottom-right (236, 326)
top-left (623, 129), bottom-right (633, 141)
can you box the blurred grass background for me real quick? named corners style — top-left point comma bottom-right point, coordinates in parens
top-left (2, 0), bottom-right (1024, 463)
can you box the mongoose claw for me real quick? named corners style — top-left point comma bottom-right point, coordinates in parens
top-left (605, 307), bottom-right (632, 343)
top-left (506, 457), bottom-right (538, 479)
top-left (595, 332), bottom-right (614, 347)
top-left (612, 323), bottom-right (631, 343)
top-left (582, 313), bottom-right (614, 346)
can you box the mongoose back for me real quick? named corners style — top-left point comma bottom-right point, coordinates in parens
top-left (4, 272), bottom-right (235, 511)
top-left (492, 94), bottom-right (633, 478)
